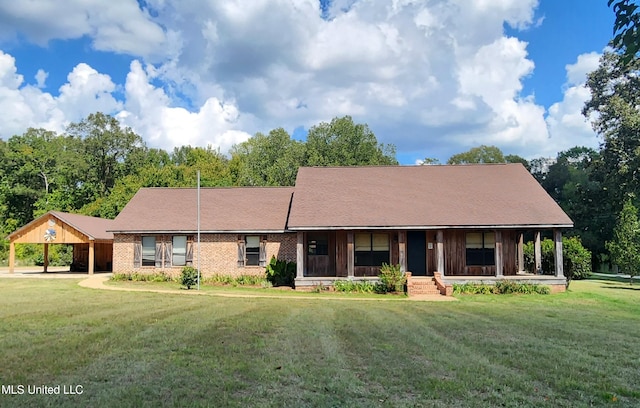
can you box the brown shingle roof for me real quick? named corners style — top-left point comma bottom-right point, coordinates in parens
top-left (287, 164), bottom-right (573, 229)
top-left (111, 187), bottom-right (294, 233)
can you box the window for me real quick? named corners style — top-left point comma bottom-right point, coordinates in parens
top-left (307, 233), bottom-right (328, 255)
top-left (466, 232), bottom-right (495, 266)
top-left (355, 233), bottom-right (389, 266)
top-left (142, 236), bottom-right (156, 267)
top-left (172, 235), bottom-right (187, 266)
top-left (245, 236), bottom-right (260, 266)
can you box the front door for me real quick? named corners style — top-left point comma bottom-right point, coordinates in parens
top-left (407, 231), bottom-right (427, 276)
top-left (306, 232), bottom-right (330, 277)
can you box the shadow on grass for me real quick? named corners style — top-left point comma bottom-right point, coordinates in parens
top-left (600, 285), bottom-right (640, 291)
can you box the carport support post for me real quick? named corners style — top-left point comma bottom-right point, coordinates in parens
top-left (9, 242), bottom-right (15, 274)
top-left (88, 241), bottom-right (95, 275)
top-left (43, 243), bottom-right (49, 273)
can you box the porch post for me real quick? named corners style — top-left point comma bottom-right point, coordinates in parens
top-left (554, 229), bottom-right (565, 278)
top-left (534, 231), bottom-right (542, 274)
top-left (88, 241), bottom-right (95, 275)
top-left (518, 233), bottom-right (524, 273)
top-left (398, 231), bottom-right (407, 273)
top-left (296, 232), bottom-right (304, 279)
top-left (495, 231), bottom-right (503, 277)
top-left (9, 242), bottom-right (15, 274)
top-left (436, 230), bottom-right (444, 275)
top-left (347, 232), bottom-right (354, 278)
top-left (43, 243), bottom-right (49, 273)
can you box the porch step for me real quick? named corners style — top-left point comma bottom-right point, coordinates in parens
top-left (407, 277), bottom-right (443, 296)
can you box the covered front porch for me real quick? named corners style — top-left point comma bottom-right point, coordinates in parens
top-left (293, 228), bottom-right (567, 290)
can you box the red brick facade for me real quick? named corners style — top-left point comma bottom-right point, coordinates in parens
top-left (113, 233), bottom-right (297, 278)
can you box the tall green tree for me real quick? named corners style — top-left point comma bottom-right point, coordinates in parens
top-left (230, 128), bottom-right (306, 186)
top-left (447, 145), bottom-right (528, 167)
top-left (66, 112), bottom-right (147, 200)
top-left (609, 0), bottom-right (640, 67)
top-left (305, 116), bottom-right (397, 167)
top-left (537, 147), bottom-right (612, 256)
top-left (583, 52), bottom-right (640, 210)
top-left (607, 199), bottom-right (640, 284)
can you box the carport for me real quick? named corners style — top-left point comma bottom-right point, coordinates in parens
top-left (7, 211), bottom-right (114, 275)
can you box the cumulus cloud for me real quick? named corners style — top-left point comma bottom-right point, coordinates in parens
top-left (0, 0), bottom-right (601, 162)
top-left (0, 0), bottom-right (166, 57)
top-left (545, 52), bottom-right (601, 156)
top-left (118, 60), bottom-right (251, 152)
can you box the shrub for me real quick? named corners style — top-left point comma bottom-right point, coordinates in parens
top-left (523, 236), bottom-right (592, 285)
top-left (333, 280), bottom-right (376, 293)
top-left (110, 272), bottom-right (133, 281)
top-left (378, 263), bottom-right (406, 293)
top-left (265, 256), bottom-right (296, 287)
top-left (454, 281), bottom-right (550, 295)
top-left (180, 266), bottom-right (199, 289)
top-left (203, 274), bottom-right (269, 287)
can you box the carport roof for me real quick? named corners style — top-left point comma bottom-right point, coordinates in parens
top-left (8, 211), bottom-right (114, 242)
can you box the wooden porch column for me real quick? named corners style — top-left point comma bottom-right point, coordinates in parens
top-left (534, 231), bottom-right (542, 274)
top-left (43, 243), bottom-right (49, 273)
top-left (9, 242), bottom-right (15, 274)
top-left (296, 232), bottom-right (304, 279)
top-left (347, 232), bottom-right (354, 278)
top-left (398, 231), bottom-right (407, 273)
top-left (436, 230), bottom-right (444, 275)
top-left (88, 241), bottom-right (95, 275)
top-left (554, 229), bottom-right (565, 278)
top-left (518, 233), bottom-right (524, 273)
top-left (495, 231), bottom-right (503, 277)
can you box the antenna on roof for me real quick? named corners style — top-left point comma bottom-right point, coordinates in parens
top-left (197, 170), bottom-right (201, 291)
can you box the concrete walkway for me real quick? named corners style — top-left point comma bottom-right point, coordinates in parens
top-left (77, 275), bottom-right (457, 302)
top-left (0, 266), bottom-right (109, 279)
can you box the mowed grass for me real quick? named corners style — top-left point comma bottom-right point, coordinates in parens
top-left (0, 279), bottom-right (638, 407)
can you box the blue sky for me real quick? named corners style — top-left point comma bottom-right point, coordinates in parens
top-left (0, 1), bottom-right (615, 164)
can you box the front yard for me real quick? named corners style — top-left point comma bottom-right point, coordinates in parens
top-left (0, 277), bottom-right (638, 407)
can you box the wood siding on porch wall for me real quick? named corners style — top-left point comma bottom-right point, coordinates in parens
top-left (443, 230), bottom-right (518, 276)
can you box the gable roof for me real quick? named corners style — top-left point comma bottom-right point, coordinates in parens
top-left (8, 211), bottom-right (114, 241)
top-left (287, 164), bottom-right (573, 230)
top-left (110, 187), bottom-right (294, 233)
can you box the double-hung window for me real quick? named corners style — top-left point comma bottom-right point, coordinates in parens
top-left (465, 232), bottom-right (495, 266)
top-left (141, 236), bottom-right (156, 267)
top-left (355, 233), bottom-right (389, 266)
top-left (172, 236), bottom-right (187, 266)
top-left (245, 236), bottom-right (260, 266)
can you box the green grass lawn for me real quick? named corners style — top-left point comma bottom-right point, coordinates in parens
top-left (0, 278), bottom-right (638, 407)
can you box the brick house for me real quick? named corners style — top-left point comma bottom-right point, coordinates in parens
top-left (109, 164), bottom-right (573, 293)
top-left (110, 187), bottom-right (296, 278)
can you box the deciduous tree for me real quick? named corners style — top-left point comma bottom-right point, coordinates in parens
top-left (607, 199), bottom-right (640, 284)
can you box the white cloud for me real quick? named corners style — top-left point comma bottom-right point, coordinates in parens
top-left (35, 69), bottom-right (48, 88)
top-left (119, 60), bottom-right (251, 152)
top-left (0, 0), bottom-right (602, 163)
top-left (0, 0), bottom-right (166, 57)
top-left (545, 52), bottom-right (602, 156)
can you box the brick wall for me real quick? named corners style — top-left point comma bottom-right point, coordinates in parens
top-left (113, 232), bottom-right (297, 278)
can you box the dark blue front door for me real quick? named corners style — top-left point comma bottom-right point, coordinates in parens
top-left (407, 231), bottom-right (427, 276)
